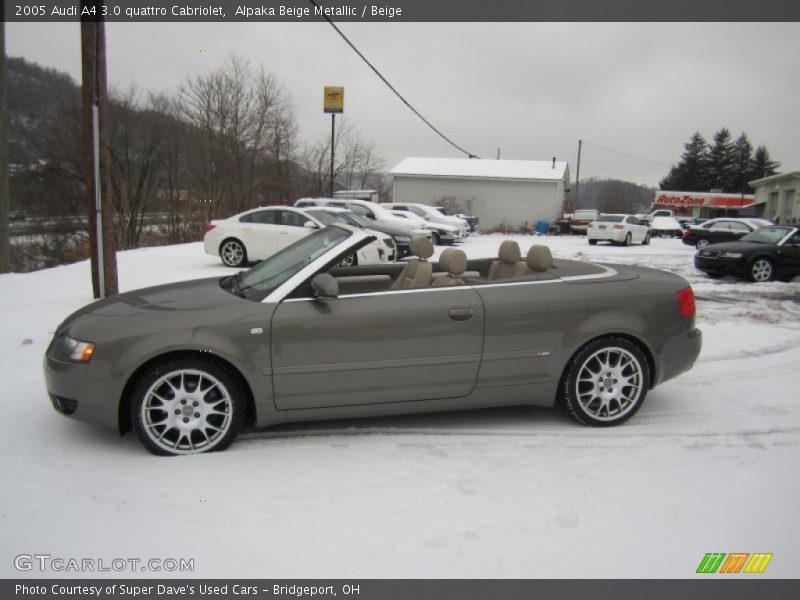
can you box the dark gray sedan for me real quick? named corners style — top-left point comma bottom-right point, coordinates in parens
top-left (45, 225), bottom-right (701, 455)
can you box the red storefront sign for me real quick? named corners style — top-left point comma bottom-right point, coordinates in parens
top-left (654, 192), bottom-right (755, 208)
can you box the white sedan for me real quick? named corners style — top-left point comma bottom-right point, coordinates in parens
top-left (204, 206), bottom-right (396, 267)
top-left (587, 214), bottom-right (651, 246)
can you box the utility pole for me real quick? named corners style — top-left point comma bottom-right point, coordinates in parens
top-left (0, 22), bottom-right (10, 274)
top-left (81, 1), bottom-right (118, 297)
top-left (329, 112), bottom-right (335, 196)
top-left (574, 139), bottom-right (583, 211)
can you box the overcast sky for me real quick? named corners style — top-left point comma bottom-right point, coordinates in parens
top-left (6, 21), bottom-right (800, 186)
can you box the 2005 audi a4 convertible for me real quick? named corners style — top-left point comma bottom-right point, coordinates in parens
top-left (45, 225), bottom-right (701, 455)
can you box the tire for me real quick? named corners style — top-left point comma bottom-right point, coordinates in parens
top-left (748, 257), bottom-right (774, 282)
top-left (561, 337), bottom-right (650, 427)
top-left (431, 232), bottom-right (441, 246)
top-left (338, 253), bottom-right (358, 267)
top-left (588, 239), bottom-right (597, 245)
top-left (624, 233), bottom-right (632, 247)
top-left (642, 232), bottom-right (651, 246)
top-left (219, 238), bottom-right (247, 268)
top-left (130, 359), bottom-right (245, 456)
top-left (695, 238), bottom-right (710, 250)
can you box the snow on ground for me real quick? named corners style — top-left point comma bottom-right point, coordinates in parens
top-left (1, 234), bottom-right (799, 578)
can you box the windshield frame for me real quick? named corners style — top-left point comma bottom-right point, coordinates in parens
top-left (227, 225), bottom-right (358, 302)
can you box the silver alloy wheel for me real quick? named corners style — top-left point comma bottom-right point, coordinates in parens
top-left (696, 238), bottom-right (709, 249)
top-left (140, 369), bottom-right (233, 454)
top-left (220, 240), bottom-right (245, 267)
top-left (575, 346), bottom-right (644, 422)
top-left (750, 258), bottom-right (773, 282)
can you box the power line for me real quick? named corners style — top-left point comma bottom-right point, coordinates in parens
top-left (582, 140), bottom-right (671, 168)
top-left (307, 0), bottom-right (480, 159)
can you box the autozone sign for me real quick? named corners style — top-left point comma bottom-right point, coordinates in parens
top-left (655, 192), bottom-right (755, 208)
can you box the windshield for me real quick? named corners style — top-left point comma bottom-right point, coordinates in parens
top-left (739, 226), bottom-right (794, 245)
top-left (231, 226), bottom-right (350, 301)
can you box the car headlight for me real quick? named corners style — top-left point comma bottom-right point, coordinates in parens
top-left (50, 334), bottom-right (96, 362)
top-left (720, 252), bottom-right (743, 259)
top-left (395, 235), bottom-right (411, 243)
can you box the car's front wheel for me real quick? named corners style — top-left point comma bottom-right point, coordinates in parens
top-left (219, 239), bottom-right (247, 268)
top-left (431, 232), bottom-right (441, 246)
top-left (588, 239), bottom-right (597, 245)
top-left (623, 232), bottom-right (632, 246)
top-left (748, 257), bottom-right (774, 282)
top-left (130, 359), bottom-right (245, 456)
top-left (338, 253), bottom-right (358, 267)
top-left (561, 337), bottom-right (650, 427)
top-left (642, 232), bottom-right (651, 246)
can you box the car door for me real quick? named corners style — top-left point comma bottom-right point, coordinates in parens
top-left (270, 287), bottom-right (485, 410)
top-left (239, 209), bottom-right (281, 259)
top-left (778, 231), bottom-right (800, 276)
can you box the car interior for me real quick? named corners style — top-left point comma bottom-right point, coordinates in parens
top-left (287, 237), bottom-right (610, 299)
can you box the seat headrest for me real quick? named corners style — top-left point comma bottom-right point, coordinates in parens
top-left (526, 245), bottom-right (554, 271)
top-left (438, 248), bottom-right (467, 276)
top-left (410, 235), bottom-right (434, 259)
top-left (498, 240), bottom-right (522, 264)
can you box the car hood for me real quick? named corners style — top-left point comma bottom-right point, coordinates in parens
top-left (57, 277), bottom-right (236, 334)
top-left (368, 219), bottom-right (416, 236)
top-left (699, 241), bottom-right (768, 253)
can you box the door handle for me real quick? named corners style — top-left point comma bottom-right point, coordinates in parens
top-left (448, 308), bottom-right (474, 321)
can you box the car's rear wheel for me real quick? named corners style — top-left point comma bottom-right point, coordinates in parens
top-left (624, 233), bottom-right (632, 246)
top-left (431, 232), bottom-right (441, 245)
top-left (561, 337), bottom-right (650, 427)
top-left (695, 238), bottom-right (710, 249)
top-left (588, 239), bottom-right (597, 245)
top-left (131, 359), bottom-right (245, 456)
top-left (220, 239), bottom-right (247, 268)
top-left (642, 232), bottom-right (651, 246)
top-left (748, 257), bottom-right (774, 282)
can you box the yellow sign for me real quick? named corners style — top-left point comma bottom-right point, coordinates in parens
top-left (324, 86), bottom-right (344, 113)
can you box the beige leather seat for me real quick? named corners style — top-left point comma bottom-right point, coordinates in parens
top-left (432, 248), bottom-right (468, 287)
top-left (525, 244), bottom-right (554, 273)
top-left (488, 240), bottom-right (528, 280)
top-left (391, 235), bottom-right (434, 289)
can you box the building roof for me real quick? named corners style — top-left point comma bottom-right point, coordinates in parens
top-left (748, 170), bottom-right (800, 187)
top-left (390, 157), bottom-right (569, 182)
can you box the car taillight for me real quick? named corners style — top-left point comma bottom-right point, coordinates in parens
top-left (612, 225), bottom-right (624, 229)
top-left (205, 224), bottom-right (217, 233)
top-left (676, 287), bottom-right (696, 318)
top-left (683, 229), bottom-right (690, 237)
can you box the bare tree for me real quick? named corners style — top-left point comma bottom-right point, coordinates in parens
top-left (299, 119), bottom-right (384, 197)
top-left (176, 55), bottom-right (296, 218)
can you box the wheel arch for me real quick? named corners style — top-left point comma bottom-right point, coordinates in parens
top-left (557, 333), bottom-right (657, 400)
top-left (118, 350), bottom-right (257, 434)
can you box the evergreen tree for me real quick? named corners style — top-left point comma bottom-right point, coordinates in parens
top-left (707, 128), bottom-right (737, 191)
top-left (748, 145), bottom-right (780, 183)
top-left (659, 131), bottom-right (710, 190)
top-left (732, 133), bottom-right (753, 195)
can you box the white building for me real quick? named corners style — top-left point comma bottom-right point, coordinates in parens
top-left (390, 157), bottom-right (569, 230)
top-left (748, 171), bottom-right (800, 225)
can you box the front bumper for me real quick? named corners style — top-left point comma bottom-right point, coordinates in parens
top-left (694, 255), bottom-right (746, 277)
top-left (44, 354), bottom-right (123, 431)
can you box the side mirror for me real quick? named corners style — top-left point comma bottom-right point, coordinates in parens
top-left (304, 221), bottom-right (318, 229)
top-left (366, 212), bottom-right (376, 219)
top-left (310, 273), bottom-right (339, 300)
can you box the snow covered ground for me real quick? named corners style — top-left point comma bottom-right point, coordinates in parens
top-left (1, 233), bottom-right (799, 578)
